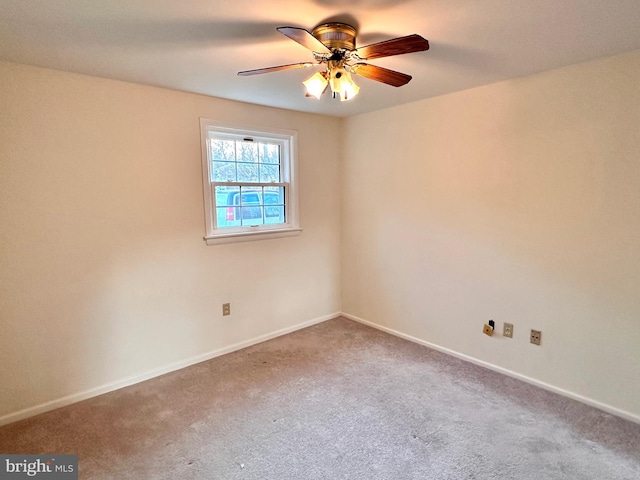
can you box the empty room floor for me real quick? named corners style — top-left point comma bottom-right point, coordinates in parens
top-left (1, 317), bottom-right (638, 479)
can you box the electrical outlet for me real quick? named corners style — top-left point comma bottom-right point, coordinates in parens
top-left (222, 303), bottom-right (231, 316)
top-left (503, 322), bottom-right (513, 338)
top-left (530, 329), bottom-right (541, 345)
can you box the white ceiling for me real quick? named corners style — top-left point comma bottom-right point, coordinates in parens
top-left (1, 0), bottom-right (640, 118)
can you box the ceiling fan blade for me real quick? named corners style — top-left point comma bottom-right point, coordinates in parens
top-left (354, 34), bottom-right (429, 60)
top-left (238, 62), bottom-right (314, 76)
top-left (277, 27), bottom-right (331, 53)
top-left (351, 63), bottom-right (412, 87)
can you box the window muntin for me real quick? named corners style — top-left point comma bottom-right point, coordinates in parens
top-left (200, 120), bottom-right (300, 244)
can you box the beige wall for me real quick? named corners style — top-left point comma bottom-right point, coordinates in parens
top-left (342, 50), bottom-right (640, 419)
top-left (0, 62), bottom-right (342, 421)
top-left (2, 49), bottom-right (639, 424)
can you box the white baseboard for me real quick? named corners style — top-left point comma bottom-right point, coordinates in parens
top-left (341, 312), bottom-right (640, 425)
top-left (0, 312), bottom-right (340, 427)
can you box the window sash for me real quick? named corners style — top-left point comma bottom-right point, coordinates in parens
top-left (211, 182), bottom-right (289, 229)
top-left (208, 137), bottom-right (283, 184)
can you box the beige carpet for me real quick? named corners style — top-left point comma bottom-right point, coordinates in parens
top-left (1, 317), bottom-right (639, 479)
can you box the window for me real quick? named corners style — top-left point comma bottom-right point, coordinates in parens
top-left (200, 120), bottom-right (301, 244)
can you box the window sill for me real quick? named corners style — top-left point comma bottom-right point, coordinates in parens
top-left (204, 227), bottom-right (302, 245)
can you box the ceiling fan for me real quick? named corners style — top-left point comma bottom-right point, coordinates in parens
top-left (238, 23), bottom-right (429, 101)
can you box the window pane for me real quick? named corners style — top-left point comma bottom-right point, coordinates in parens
top-left (265, 206), bottom-right (285, 223)
top-left (241, 206), bottom-right (263, 225)
top-left (239, 186), bottom-right (261, 203)
top-left (237, 163), bottom-right (259, 182)
top-left (210, 139), bottom-right (235, 161)
top-left (241, 206), bottom-right (262, 219)
top-left (237, 141), bottom-right (259, 163)
top-left (215, 186), bottom-right (239, 206)
top-left (263, 186), bottom-right (284, 204)
top-left (264, 187), bottom-right (285, 223)
top-left (212, 162), bottom-right (237, 182)
top-left (260, 143), bottom-right (280, 164)
top-left (239, 195), bottom-right (260, 206)
top-left (216, 207), bottom-right (233, 227)
top-left (260, 164), bottom-right (280, 183)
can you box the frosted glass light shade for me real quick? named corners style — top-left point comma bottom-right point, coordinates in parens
top-left (329, 67), bottom-right (359, 101)
top-left (303, 72), bottom-right (328, 99)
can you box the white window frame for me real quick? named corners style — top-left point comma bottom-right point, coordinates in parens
top-left (200, 119), bottom-right (301, 245)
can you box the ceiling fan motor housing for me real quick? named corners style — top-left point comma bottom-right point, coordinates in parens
top-left (312, 23), bottom-right (357, 51)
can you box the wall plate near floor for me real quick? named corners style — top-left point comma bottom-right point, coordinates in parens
top-left (503, 322), bottom-right (513, 338)
top-left (483, 324), bottom-right (494, 336)
top-left (530, 329), bottom-right (541, 345)
top-left (222, 303), bottom-right (231, 316)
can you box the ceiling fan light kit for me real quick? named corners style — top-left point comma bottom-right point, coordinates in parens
top-left (238, 22), bottom-right (429, 102)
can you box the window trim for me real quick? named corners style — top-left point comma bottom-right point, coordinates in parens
top-left (200, 119), bottom-right (301, 245)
